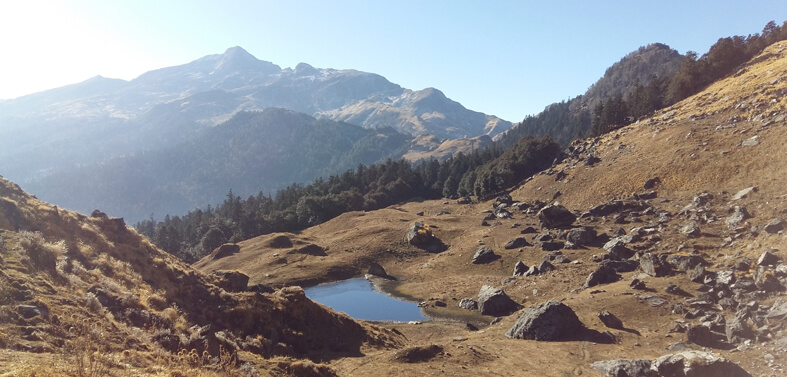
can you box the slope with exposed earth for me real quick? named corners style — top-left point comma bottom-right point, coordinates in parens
top-left (195, 42), bottom-right (787, 376)
top-left (0, 176), bottom-right (402, 376)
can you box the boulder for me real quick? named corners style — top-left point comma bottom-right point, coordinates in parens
top-left (212, 270), bottom-right (249, 292)
top-left (643, 177), bottom-right (661, 189)
top-left (590, 359), bottom-right (656, 377)
top-left (640, 253), bottom-right (671, 277)
top-left (513, 261), bottom-right (528, 277)
top-left (764, 218), bottom-right (785, 234)
top-left (504, 237), bottom-right (529, 249)
top-left (472, 247), bottom-right (498, 264)
top-left (520, 226), bottom-right (538, 234)
top-left (210, 243), bottom-right (241, 259)
top-left (725, 206), bottom-right (750, 230)
top-left (540, 241), bottom-right (564, 251)
top-left (757, 249), bottom-right (781, 266)
top-left (603, 239), bottom-right (635, 260)
top-left (583, 265), bottom-right (622, 289)
top-left (680, 222), bottom-right (701, 237)
top-left (686, 323), bottom-right (727, 349)
top-left (407, 222), bottom-right (434, 247)
top-left (566, 227), bottom-right (597, 246)
top-left (524, 265), bottom-right (540, 277)
top-left (538, 260), bottom-right (556, 273)
top-left (477, 285), bottom-right (520, 316)
top-left (652, 351), bottom-right (752, 377)
top-left (598, 310), bottom-right (624, 329)
top-left (731, 187), bottom-right (757, 201)
top-left (537, 205), bottom-right (576, 229)
top-left (367, 262), bottom-right (388, 278)
top-left (458, 298), bottom-right (478, 310)
top-left (506, 301), bottom-right (584, 341)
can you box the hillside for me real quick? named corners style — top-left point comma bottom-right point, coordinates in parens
top-left (0, 47), bottom-right (510, 189)
top-left (22, 108), bottom-right (410, 222)
top-left (0, 175), bottom-right (402, 376)
top-left (194, 42), bottom-right (787, 376)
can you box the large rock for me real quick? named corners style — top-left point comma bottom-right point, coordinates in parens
top-left (504, 237), bottom-right (529, 249)
top-left (725, 206), bottom-right (750, 229)
top-left (367, 262), bottom-right (388, 278)
top-left (598, 310), bottom-right (624, 329)
top-left (686, 323), bottom-right (727, 349)
top-left (640, 253), bottom-right (671, 277)
top-left (537, 205), bottom-right (576, 229)
top-left (458, 298), bottom-right (478, 310)
top-left (583, 265), bottom-right (622, 289)
top-left (765, 218), bottom-right (785, 234)
top-left (407, 222), bottom-right (435, 247)
top-left (590, 359), bottom-right (656, 377)
top-left (211, 270), bottom-right (249, 292)
top-left (592, 351), bottom-right (752, 377)
top-left (477, 285), bottom-right (520, 316)
top-left (566, 227), bottom-right (597, 246)
top-left (513, 261), bottom-right (528, 277)
top-left (652, 351), bottom-right (752, 377)
top-left (680, 222), bottom-right (701, 237)
top-left (472, 247), bottom-right (498, 264)
top-left (506, 300), bottom-right (584, 340)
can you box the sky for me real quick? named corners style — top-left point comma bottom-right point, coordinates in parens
top-left (0, 1), bottom-right (785, 121)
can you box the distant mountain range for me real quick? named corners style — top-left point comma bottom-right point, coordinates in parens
top-left (0, 47), bottom-right (511, 221)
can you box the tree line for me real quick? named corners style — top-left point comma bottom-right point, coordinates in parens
top-left (136, 136), bottom-right (561, 262)
top-left (590, 20), bottom-right (787, 136)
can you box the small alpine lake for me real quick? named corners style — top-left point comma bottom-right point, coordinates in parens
top-left (303, 278), bottom-right (428, 322)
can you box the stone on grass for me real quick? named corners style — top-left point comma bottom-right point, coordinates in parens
top-left (477, 285), bottom-right (520, 316)
top-left (506, 301), bottom-right (583, 341)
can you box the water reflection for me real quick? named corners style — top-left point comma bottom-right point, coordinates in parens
top-left (304, 278), bottom-right (427, 322)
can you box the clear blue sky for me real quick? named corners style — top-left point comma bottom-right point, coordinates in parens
top-left (1, 0), bottom-right (784, 121)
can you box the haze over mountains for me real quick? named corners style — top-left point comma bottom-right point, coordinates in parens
top-left (0, 47), bottom-right (511, 221)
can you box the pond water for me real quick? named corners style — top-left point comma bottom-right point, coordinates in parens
top-left (303, 278), bottom-right (428, 322)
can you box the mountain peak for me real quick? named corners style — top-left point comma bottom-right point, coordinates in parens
top-left (213, 46), bottom-right (280, 74)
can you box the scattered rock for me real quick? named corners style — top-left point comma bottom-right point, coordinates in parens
top-left (477, 285), bottom-right (520, 317)
top-left (741, 135), bottom-right (759, 147)
top-left (407, 222), bottom-right (435, 247)
top-left (640, 253), bottom-right (671, 277)
top-left (726, 206), bottom-right (750, 229)
top-left (598, 310), bottom-right (624, 329)
top-left (731, 187), bottom-right (757, 201)
top-left (764, 218), bottom-right (785, 234)
top-left (566, 227), bottom-right (597, 246)
top-left (630, 279), bottom-right (647, 290)
top-left (652, 351), bottom-right (752, 377)
top-left (540, 241), bottom-right (564, 251)
top-left (680, 222), bottom-right (701, 237)
top-left (458, 298), bottom-right (478, 310)
top-left (504, 237), bottom-right (529, 249)
top-left (520, 226), bottom-right (538, 234)
top-left (590, 359), bottom-right (656, 377)
top-left (506, 301), bottom-right (584, 341)
top-left (16, 304), bottom-right (48, 319)
top-left (472, 247), bottom-right (499, 264)
top-left (758, 250), bottom-right (781, 266)
top-left (537, 261), bottom-right (556, 273)
top-left (686, 323), bottom-right (727, 349)
top-left (210, 243), bottom-right (241, 259)
top-left (583, 265), bottom-right (622, 289)
top-left (538, 205), bottom-right (576, 229)
top-left (643, 177), bottom-right (661, 189)
top-left (393, 345), bottom-right (443, 363)
top-left (513, 261), bottom-right (528, 277)
top-left (211, 270), bottom-right (249, 292)
top-left (367, 262), bottom-right (389, 278)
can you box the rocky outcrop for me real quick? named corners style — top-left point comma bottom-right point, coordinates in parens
top-left (537, 205), bottom-right (576, 229)
top-left (506, 301), bottom-right (583, 340)
top-left (477, 285), bottom-right (520, 316)
top-left (472, 247), bottom-right (499, 264)
top-left (591, 351), bottom-right (752, 377)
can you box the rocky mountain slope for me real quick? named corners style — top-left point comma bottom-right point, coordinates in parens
top-left (194, 42), bottom-right (787, 376)
top-left (0, 46), bottom-right (510, 185)
top-left (22, 108), bottom-right (411, 222)
top-left (0, 175), bottom-right (402, 376)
